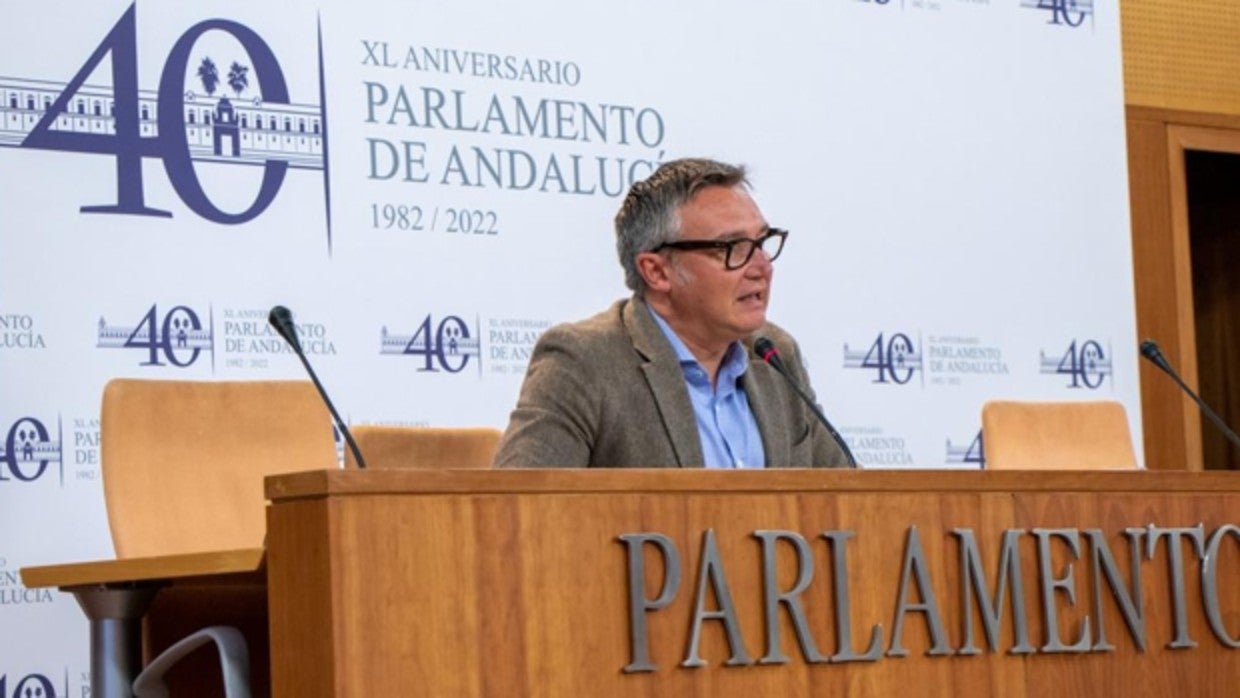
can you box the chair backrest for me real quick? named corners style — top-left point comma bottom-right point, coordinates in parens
top-left (101, 379), bottom-right (338, 558)
top-left (343, 425), bottom-right (501, 469)
top-left (981, 400), bottom-right (1138, 470)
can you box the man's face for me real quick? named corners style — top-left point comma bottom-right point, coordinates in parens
top-left (660, 185), bottom-right (774, 352)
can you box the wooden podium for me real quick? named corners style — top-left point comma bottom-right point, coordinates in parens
top-left (262, 469), bottom-right (1240, 696)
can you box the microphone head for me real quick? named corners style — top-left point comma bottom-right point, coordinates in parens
top-left (268, 305), bottom-right (301, 351)
top-left (1139, 338), bottom-right (1172, 373)
top-left (754, 336), bottom-right (780, 364)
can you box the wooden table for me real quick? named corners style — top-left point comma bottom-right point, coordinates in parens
top-left (24, 469), bottom-right (1240, 697)
top-left (265, 469), bottom-right (1240, 697)
top-left (21, 549), bottom-right (264, 698)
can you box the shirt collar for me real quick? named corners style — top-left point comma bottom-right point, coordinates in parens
top-left (647, 306), bottom-right (749, 389)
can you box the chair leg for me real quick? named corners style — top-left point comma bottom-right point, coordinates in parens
top-left (132, 625), bottom-right (250, 698)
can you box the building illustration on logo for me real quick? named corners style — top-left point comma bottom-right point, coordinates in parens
top-left (0, 4), bottom-right (331, 236)
top-left (97, 304), bottom-right (214, 369)
top-left (843, 332), bottom-right (923, 385)
top-left (380, 314), bottom-right (483, 374)
top-left (0, 415), bottom-right (63, 484)
top-left (1039, 339), bottom-right (1112, 389)
top-left (945, 430), bottom-right (985, 467)
top-left (0, 673), bottom-right (63, 698)
top-left (0, 74), bottom-right (323, 168)
top-left (1020, 0), bottom-right (1094, 28)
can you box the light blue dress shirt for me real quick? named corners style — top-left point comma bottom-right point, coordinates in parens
top-left (649, 309), bottom-right (766, 469)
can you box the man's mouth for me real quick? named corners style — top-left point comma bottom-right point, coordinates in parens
top-left (739, 290), bottom-right (765, 303)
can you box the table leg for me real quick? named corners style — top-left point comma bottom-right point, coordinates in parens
top-left (69, 584), bottom-right (161, 698)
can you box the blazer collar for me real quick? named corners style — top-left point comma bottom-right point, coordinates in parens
top-left (624, 296), bottom-right (704, 467)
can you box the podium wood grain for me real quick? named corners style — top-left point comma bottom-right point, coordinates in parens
top-left (264, 469), bottom-right (1240, 697)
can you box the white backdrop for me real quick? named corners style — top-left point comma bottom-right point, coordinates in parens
top-left (0, 0), bottom-right (1135, 687)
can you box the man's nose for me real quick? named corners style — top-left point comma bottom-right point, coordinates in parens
top-left (744, 247), bottom-right (774, 275)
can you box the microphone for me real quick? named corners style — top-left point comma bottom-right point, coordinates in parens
top-left (754, 336), bottom-right (857, 467)
top-left (1139, 338), bottom-right (1240, 455)
top-left (269, 305), bottom-right (368, 469)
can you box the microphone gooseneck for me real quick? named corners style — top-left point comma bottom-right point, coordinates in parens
top-left (1139, 338), bottom-right (1240, 456)
top-left (268, 305), bottom-right (368, 469)
top-left (754, 336), bottom-right (857, 467)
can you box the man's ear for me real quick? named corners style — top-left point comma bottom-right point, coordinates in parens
top-left (636, 252), bottom-right (673, 293)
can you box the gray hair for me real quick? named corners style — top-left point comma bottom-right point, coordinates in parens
top-left (614, 158), bottom-right (749, 294)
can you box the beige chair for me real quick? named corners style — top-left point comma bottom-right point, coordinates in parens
top-left (344, 425), bottom-right (501, 469)
top-left (100, 378), bottom-right (338, 697)
top-left (980, 400), bottom-right (1138, 470)
top-left (102, 378), bottom-right (338, 557)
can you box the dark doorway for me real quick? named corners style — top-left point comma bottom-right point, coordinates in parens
top-left (1186, 149), bottom-right (1240, 469)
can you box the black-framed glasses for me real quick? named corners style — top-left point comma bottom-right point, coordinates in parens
top-left (652, 228), bottom-right (788, 271)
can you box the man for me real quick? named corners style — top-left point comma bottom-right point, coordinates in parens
top-left (493, 158), bottom-right (853, 468)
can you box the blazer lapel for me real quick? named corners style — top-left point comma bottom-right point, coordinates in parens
top-left (625, 298), bottom-right (704, 467)
top-left (744, 342), bottom-right (794, 467)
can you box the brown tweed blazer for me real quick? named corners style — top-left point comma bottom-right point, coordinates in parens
top-left (493, 296), bottom-right (851, 468)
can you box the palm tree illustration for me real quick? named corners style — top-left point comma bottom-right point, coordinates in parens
top-left (227, 62), bottom-right (250, 98)
top-left (197, 57), bottom-right (219, 97)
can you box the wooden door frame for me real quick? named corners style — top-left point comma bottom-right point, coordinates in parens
top-left (1127, 106), bottom-right (1240, 470)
